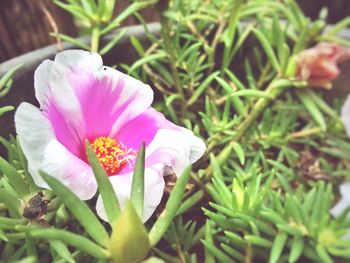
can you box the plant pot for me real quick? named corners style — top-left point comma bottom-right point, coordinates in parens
top-left (0, 23), bottom-right (161, 156)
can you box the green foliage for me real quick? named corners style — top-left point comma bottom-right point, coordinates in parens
top-left (0, 64), bottom-right (22, 117)
top-left (2, 0), bottom-right (350, 262)
top-left (201, 155), bottom-right (350, 262)
top-left (149, 165), bottom-right (192, 246)
top-left (40, 171), bottom-right (110, 247)
top-left (0, 136), bottom-right (192, 261)
top-left (54, 0), bottom-right (156, 52)
top-left (130, 142), bottom-right (146, 218)
top-left (123, 0), bottom-right (350, 262)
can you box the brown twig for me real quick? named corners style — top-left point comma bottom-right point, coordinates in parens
top-left (40, 1), bottom-right (63, 51)
top-left (186, 20), bottom-right (209, 47)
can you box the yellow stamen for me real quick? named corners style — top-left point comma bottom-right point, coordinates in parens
top-left (91, 137), bottom-right (135, 176)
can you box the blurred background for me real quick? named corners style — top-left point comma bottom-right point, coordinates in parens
top-left (0, 0), bottom-right (157, 62)
top-left (0, 0), bottom-right (349, 63)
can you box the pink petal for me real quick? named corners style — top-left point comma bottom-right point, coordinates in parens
top-left (297, 42), bottom-right (350, 82)
top-left (105, 68), bottom-right (154, 138)
top-left (69, 67), bottom-right (153, 141)
top-left (96, 166), bottom-right (165, 222)
top-left (116, 108), bottom-right (205, 175)
top-left (35, 59), bottom-right (85, 158)
top-left (41, 140), bottom-right (97, 200)
top-left (45, 100), bottom-right (85, 159)
top-left (117, 108), bottom-right (179, 150)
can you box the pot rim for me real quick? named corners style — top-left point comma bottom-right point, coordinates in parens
top-left (0, 23), bottom-right (161, 78)
top-left (1, 22), bottom-right (349, 78)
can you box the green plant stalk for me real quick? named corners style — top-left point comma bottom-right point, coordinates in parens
top-left (207, 18), bottom-right (226, 72)
top-left (17, 226), bottom-right (110, 259)
top-left (212, 80), bottom-right (289, 175)
top-left (130, 142), bottom-right (145, 219)
top-left (148, 166), bottom-right (192, 246)
top-left (233, 83), bottom-right (284, 141)
top-left (220, 0), bottom-right (244, 74)
top-left (156, 0), bottom-right (186, 119)
top-left (91, 27), bottom-right (100, 52)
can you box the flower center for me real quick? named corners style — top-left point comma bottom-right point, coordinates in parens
top-left (91, 137), bottom-right (136, 176)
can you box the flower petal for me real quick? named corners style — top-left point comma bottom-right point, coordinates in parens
top-left (117, 108), bottom-right (179, 150)
top-left (54, 49), bottom-right (103, 71)
top-left (297, 42), bottom-right (350, 83)
top-left (69, 66), bottom-right (153, 140)
top-left (15, 103), bottom-right (55, 188)
top-left (145, 129), bottom-right (206, 176)
top-left (96, 166), bottom-right (165, 222)
top-left (340, 182), bottom-right (350, 202)
top-left (180, 127), bottom-right (207, 163)
top-left (117, 108), bottom-right (205, 175)
top-left (331, 183), bottom-right (350, 218)
top-left (59, 50), bottom-right (153, 140)
top-left (341, 95), bottom-right (350, 137)
top-left (35, 50), bottom-right (154, 159)
top-left (331, 197), bottom-right (350, 218)
top-left (35, 58), bottom-right (85, 157)
top-left (41, 140), bottom-right (97, 200)
top-left (106, 67), bottom-right (154, 138)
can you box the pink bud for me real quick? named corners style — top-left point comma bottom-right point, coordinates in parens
top-left (296, 42), bottom-right (350, 89)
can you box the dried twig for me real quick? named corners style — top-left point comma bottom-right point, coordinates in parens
top-left (40, 1), bottom-right (63, 51)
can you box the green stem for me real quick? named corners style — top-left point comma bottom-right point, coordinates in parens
top-left (148, 166), bottom-right (191, 246)
top-left (220, 0), bottom-right (243, 75)
top-left (212, 79), bottom-right (288, 175)
top-left (6, 233), bottom-right (26, 240)
top-left (233, 83), bottom-right (283, 141)
top-left (91, 27), bottom-right (100, 53)
top-left (244, 236), bottom-right (253, 263)
top-left (156, 0), bottom-right (186, 119)
top-left (0, 217), bottom-right (27, 226)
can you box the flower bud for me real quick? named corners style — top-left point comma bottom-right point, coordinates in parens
top-left (109, 201), bottom-right (150, 263)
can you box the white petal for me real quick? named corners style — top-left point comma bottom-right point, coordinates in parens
top-left (146, 128), bottom-right (206, 176)
top-left (340, 182), bottom-right (350, 202)
top-left (34, 58), bottom-right (83, 130)
top-left (14, 103), bottom-right (55, 188)
top-left (54, 50), bottom-right (103, 71)
top-left (341, 95), bottom-right (350, 137)
top-left (41, 140), bottom-right (97, 200)
top-left (96, 166), bottom-right (165, 222)
top-left (34, 60), bottom-right (53, 108)
top-left (331, 197), bottom-right (350, 218)
top-left (180, 127), bottom-right (206, 163)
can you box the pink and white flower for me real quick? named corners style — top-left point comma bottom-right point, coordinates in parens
top-left (296, 42), bottom-right (350, 89)
top-left (15, 50), bottom-right (205, 222)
